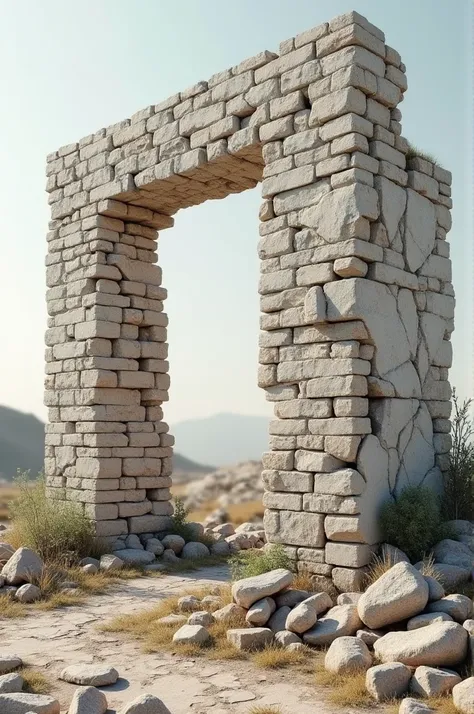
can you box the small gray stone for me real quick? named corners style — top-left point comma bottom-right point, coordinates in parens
top-left (424, 575), bottom-right (445, 602)
top-left (268, 606), bottom-right (291, 633)
top-left (231, 568), bottom-right (293, 608)
top-left (161, 535), bottom-right (185, 554)
top-left (162, 549), bottom-right (180, 564)
top-left (0, 543), bottom-right (15, 562)
top-left (399, 697), bottom-right (434, 713)
top-left (426, 594), bottom-right (473, 623)
top-left (60, 664), bottom-right (119, 686)
top-left (200, 595), bottom-right (223, 610)
top-left (213, 603), bottom-right (247, 622)
top-left (411, 665), bottom-right (461, 697)
top-left (407, 612), bottom-right (453, 630)
top-left (145, 539), bottom-right (164, 556)
top-left (112, 549), bottom-right (155, 565)
top-left (275, 589), bottom-right (310, 608)
top-left (286, 600), bottom-right (318, 634)
top-left (0, 656), bottom-right (22, 675)
top-left (338, 592), bottom-right (362, 605)
top-left (188, 611), bottom-right (215, 627)
top-left (0, 673), bottom-right (24, 693)
top-left (274, 630), bottom-right (302, 647)
top-left (181, 542), bottom-right (210, 559)
top-left (366, 662), bottom-right (411, 702)
top-left (325, 636), bottom-right (372, 674)
top-left (99, 554), bottom-right (123, 572)
top-left (1, 548), bottom-right (43, 585)
top-left (14, 584), bottom-right (41, 603)
top-left (118, 693), bottom-right (172, 714)
top-left (172, 625), bottom-right (210, 645)
top-left (0, 692), bottom-right (60, 713)
top-left (227, 627), bottom-right (273, 651)
top-left (356, 628), bottom-right (384, 647)
top-left (68, 686), bottom-right (108, 714)
top-left (82, 564), bottom-right (98, 575)
top-left (177, 596), bottom-right (201, 613)
top-left (453, 677), bottom-right (474, 714)
top-left (210, 541), bottom-right (230, 555)
top-left (79, 557), bottom-right (100, 569)
top-left (246, 597), bottom-right (276, 626)
top-left (156, 614), bottom-right (187, 626)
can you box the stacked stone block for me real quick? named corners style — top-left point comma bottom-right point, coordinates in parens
top-left (45, 8), bottom-right (454, 584)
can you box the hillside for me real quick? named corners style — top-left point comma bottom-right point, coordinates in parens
top-left (0, 405), bottom-right (209, 481)
top-left (172, 412), bottom-right (270, 466)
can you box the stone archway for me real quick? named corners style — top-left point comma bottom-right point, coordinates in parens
top-left (44, 9), bottom-right (454, 590)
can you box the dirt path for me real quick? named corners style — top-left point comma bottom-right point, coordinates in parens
top-left (0, 566), bottom-right (372, 713)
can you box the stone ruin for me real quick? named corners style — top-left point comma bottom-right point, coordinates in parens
top-left (44, 10), bottom-right (454, 590)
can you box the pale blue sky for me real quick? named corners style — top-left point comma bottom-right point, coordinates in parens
top-left (0, 0), bottom-right (472, 425)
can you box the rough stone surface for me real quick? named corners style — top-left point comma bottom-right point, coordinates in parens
top-left (453, 677), bottom-right (474, 714)
top-left (172, 624), bottom-right (211, 645)
top-left (60, 664), bottom-right (119, 686)
top-left (410, 666), bottom-right (461, 697)
top-left (232, 569), bottom-right (293, 608)
top-left (227, 627), bottom-right (273, 651)
top-left (358, 563), bottom-right (429, 629)
top-left (399, 697), bottom-right (434, 713)
top-left (1, 549), bottom-right (43, 586)
top-left (68, 686), bottom-right (108, 714)
top-left (0, 693), bottom-right (60, 714)
top-left (119, 694), bottom-right (172, 714)
top-left (366, 662), bottom-right (411, 702)
top-left (246, 597), bottom-right (276, 626)
top-left (0, 656), bottom-right (22, 675)
top-left (303, 605), bottom-right (362, 646)
top-left (374, 621), bottom-right (468, 667)
top-left (324, 636), bottom-right (372, 674)
top-left (0, 673), bottom-right (24, 694)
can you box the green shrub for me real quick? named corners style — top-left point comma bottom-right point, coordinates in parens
top-left (169, 497), bottom-right (214, 547)
top-left (8, 473), bottom-right (96, 565)
top-left (443, 391), bottom-right (474, 521)
top-left (229, 544), bottom-right (292, 581)
top-left (380, 486), bottom-right (452, 563)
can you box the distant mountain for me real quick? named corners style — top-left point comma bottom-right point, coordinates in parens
top-left (0, 405), bottom-right (45, 480)
top-left (0, 405), bottom-right (209, 481)
top-left (172, 412), bottom-right (270, 467)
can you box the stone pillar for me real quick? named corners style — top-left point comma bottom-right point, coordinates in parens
top-left (44, 9), bottom-right (454, 578)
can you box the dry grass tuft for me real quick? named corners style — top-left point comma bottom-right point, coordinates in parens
top-left (315, 664), bottom-right (375, 708)
top-left (292, 572), bottom-right (321, 593)
top-left (418, 554), bottom-right (443, 583)
top-left (365, 552), bottom-right (398, 587)
top-left (426, 696), bottom-right (460, 714)
top-left (0, 594), bottom-right (27, 619)
top-left (248, 707), bottom-right (283, 714)
top-left (20, 667), bottom-right (53, 694)
top-left (251, 645), bottom-right (305, 669)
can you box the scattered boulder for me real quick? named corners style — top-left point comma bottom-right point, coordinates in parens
top-left (0, 692), bottom-right (60, 713)
top-left (434, 539), bottom-right (473, 569)
top-left (268, 606), bottom-right (291, 633)
top-left (68, 686), bottom-right (108, 714)
top-left (227, 627), bottom-right (273, 651)
top-left (188, 611), bottom-right (215, 627)
top-left (232, 569), bottom-right (293, 608)
top-left (303, 592), bottom-right (333, 615)
top-left (381, 544), bottom-right (410, 564)
top-left (358, 562), bottom-right (429, 629)
top-left (210, 541), bottom-right (230, 556)
top-left (0, 673), bottom-right (24, 693)
top-left (212, 523), bottom-right (235, 537)
top-left (424, 575), bottom-right (445, 602)
top-left (338, 592), bottom-right (362, 606)
top-left (82, 564), bottom-right (98, 575)
top-left (453, 677), bottom-right (474, 714)
top-left (172, 625), bottom-right (210, 645)
top-left (399, 697), bottom-right (434, 713)
top-left (356, 628), bottom-right (384, 647)
top-left (374, 621), bottom-right (468, 667)
top-left (274, 630), bottom-right (302, 647)
top-left (181, 542), bottom-right (210, 559)
top-left (410, 665), bottom-right (461, 697)
top-left (112, 549), bottom-right (155, 565)
top-left (162, 549), bottom-right (180, 564)
top-left (145, 539), bottom-right (164, 556)
top-left (161, 535), bottom-right (185, 555)
top-left (79, 557), bottom-right (100, 569)
top-left (1, 548), bottom-right (43, 585)
top-left (0, 543), bottom-right (15, 562)
top-left (303, 605), bottom-right (362, 647)
top-left (325, 636), bottom-right (372, 674)
top-left (0, 656), bottom-right (22, 674)
top-left (60, 664), bottom-right (119, 687)
top-left (286, 600), bottom-right (318, 634)
top-left (118, 693), bottom-right (172, 714)
top-left (428, 563), bottom-right (470, 590)
top-left (366, 662), bottom-right (412, 702)
top-left (426, 594), bottom-right (473, 623)
top-left (125, 535), bottom-right (143, 550)
top-left (200, 595), bottom-right (223, 610)
top-left (407, 612), bottom-right (453, 630)
top-left (177, 596), bottom-right (201, 613)
top-left (14, 584), bottom-right (41, 603)
top-left (275, 589), bottom-right (310, 608)
top-left (156, 614), bottom-right (187, 626)
top-left (213, 603), bottom-right (247, 622)
top-left (246, 597), bottom-right (276, 626)
top-left (99, 555), bottom-right (123, 572)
